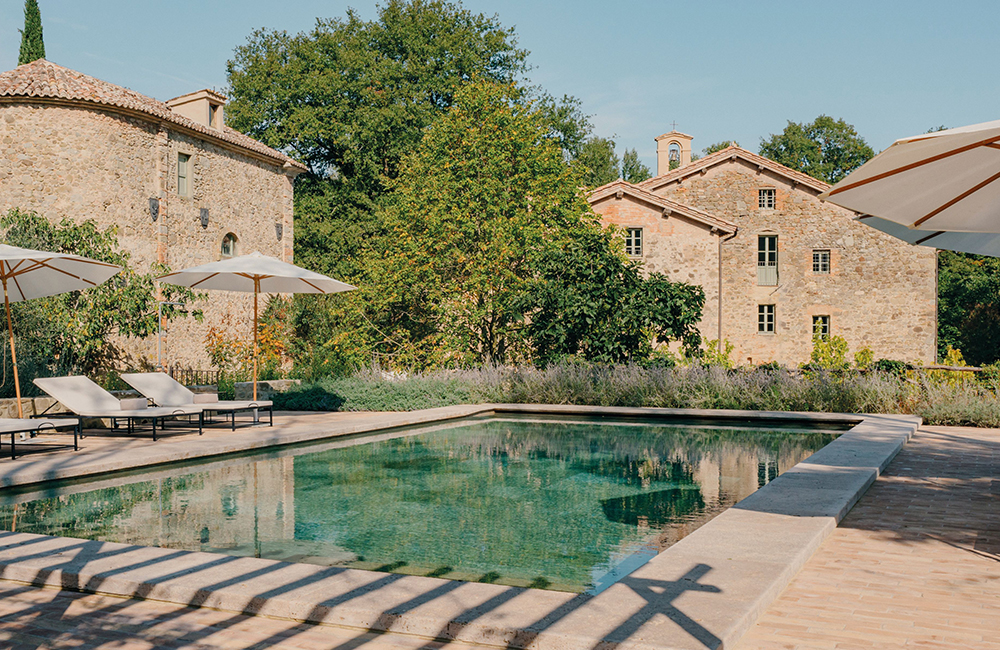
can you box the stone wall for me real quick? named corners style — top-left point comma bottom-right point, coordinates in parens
top-left (0, 101), bottom-right (295, 369)
top-left (650, 160), bottom-right (937, 365)
top-left (590, 193), bottom-right (722, 344)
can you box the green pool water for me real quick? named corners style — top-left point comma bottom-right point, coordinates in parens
top-left (0, 416), bottom-right (839, 593)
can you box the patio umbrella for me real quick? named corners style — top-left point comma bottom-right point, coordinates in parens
top-left (819, 119), bottom-right (1000, 235)
top-left (851, 215), bottom-right (1000, 257)
top-left (0, 244), bottom-right (122, 418)
top-left (157, 252), bottom-right (355, 400)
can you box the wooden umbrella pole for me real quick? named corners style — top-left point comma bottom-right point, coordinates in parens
top-left (2, 278), bottom-right (22, 419)
top-left (253, 278), bottom-right (259, 402)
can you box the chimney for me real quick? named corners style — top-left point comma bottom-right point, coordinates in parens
top-left (166, 89), bottom-right (227, 129)
top-left (655, 131), bottom-right (694, 176)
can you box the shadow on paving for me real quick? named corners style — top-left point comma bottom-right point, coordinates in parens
top-left (834, 427), bottom-right (1000, 560)
top-left (0, 531), bottom-right (727, 650)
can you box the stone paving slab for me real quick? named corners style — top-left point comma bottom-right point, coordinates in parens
top-left (0, 406), bottom-right (920, 649)
top-left (736, 425), bottom-right (1000, 649)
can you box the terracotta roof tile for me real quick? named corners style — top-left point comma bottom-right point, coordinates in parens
top-left (638, 144), bottom-right (829, 194)
top-left (0, 59), bottom-right (306, 172)
top-left (588, 179), bottom-right (737, 233)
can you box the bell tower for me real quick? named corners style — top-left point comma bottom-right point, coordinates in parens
top-left (655, 130), bottom-right (694, 176)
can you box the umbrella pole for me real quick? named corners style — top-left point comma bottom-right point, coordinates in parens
top-left (253, 279), bottom-right (259, 402)
top-left (2, 279), bottom-right (22, 419)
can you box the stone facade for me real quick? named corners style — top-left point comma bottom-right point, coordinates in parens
top-left (590, 138), bottom-right (938, 366)
top-left (0, 60), bottom-right (305, 368)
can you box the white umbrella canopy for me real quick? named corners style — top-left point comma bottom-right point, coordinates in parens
top-left (0, 244), bottom-right (123, 417)
top-left (820, 120), bottom-right (1000, 233)
top-left (0, 244), bottom-right (122, 301)
top-left (157, 252), bottom-right (356, 400)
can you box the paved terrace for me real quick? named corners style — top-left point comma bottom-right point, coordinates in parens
top-left (0, 412), bottom-right (994, 648)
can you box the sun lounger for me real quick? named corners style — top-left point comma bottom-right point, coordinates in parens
top-left (121, 372), bottom-right (273, 430)
top-left (33, 376), bottom-right (203, 441)
top-left (0, 418), bottom-right (80, 459)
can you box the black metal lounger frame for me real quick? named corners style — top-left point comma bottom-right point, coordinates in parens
top-left (110, 409), bottom-right (204, 441)
top-left (201, 402), bottom-right (273, 431)
top-left (4, 420), bottom-right (81, 460)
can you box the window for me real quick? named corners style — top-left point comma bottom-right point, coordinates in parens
top-left (759, 188), bottom-right (776, 209)
top-left (813, 249), bottom-right (831, 274)
top-left (625, 228), bottom-right (643, 256)
top-left (813, 315), bottom-right (830, 340)
top-left (757, 235), bottom-right (778, 285)
top-left (177, 153), bottom-right (190, 197)
top-left (221, 233), bottom-right (237, 258)
top-left (208, 103), bottom-right (219, 128)
top-left (758, 305), bottom-right (775, 333)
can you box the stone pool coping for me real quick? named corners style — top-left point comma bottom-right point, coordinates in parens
top-left (0, 405), bottom-right (920, 650)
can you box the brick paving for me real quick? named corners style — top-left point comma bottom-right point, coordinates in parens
top-left (738, 425), bottom-right (1000, 649)
top-left (0, 424), bottom-right (995, 649)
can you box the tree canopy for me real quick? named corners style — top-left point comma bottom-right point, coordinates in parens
top-left (577, 137), bottom-right (619, 188)
top-left (336, 81), bottom-right (703, 368)
top-left (226, 0), bottom-right (596, 283)
top-left (937, 251), bottom-right (1000, 366)
top-left (621, 148), bottom-right (651, 183)
top-left (759, 115), bottom-right (873, 185)
top-left (18, 0), bottom-right (45, 66)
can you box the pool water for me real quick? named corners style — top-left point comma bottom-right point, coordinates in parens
top-left (0, 416), bottom-right (839, 593)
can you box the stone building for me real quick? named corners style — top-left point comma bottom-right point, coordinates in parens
top-left (589, 131), bottom-right (937, 366)
top-left (0, 59), bottom-right (306, 367)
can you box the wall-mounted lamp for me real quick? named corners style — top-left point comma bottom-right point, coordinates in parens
top-left (275, 222), bottom-right (283, 241)
top-left (200, 208), bottom-right (209, 229)
top-left (149, 198), bottom-right (159, 222)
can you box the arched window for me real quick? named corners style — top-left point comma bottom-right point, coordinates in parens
top-left (221, 233), bottom-right (238, 258)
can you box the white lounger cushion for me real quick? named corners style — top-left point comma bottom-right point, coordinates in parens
top-left (119, 397), bottom-right (147, 411)
top-left (0, 418), bottom-right (78, 434)
top-left (193, 393), bottom-right (218, 404)
top-left (121, 373), bottom-right (272, 410)
top-left (32, 376), bottom-right (201, 418)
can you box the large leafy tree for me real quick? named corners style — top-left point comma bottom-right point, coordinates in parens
top-left (621, 148), bottom-right (651, 183)
top-left (577, 137), bottom-right (619, 188)
top-left (937, 251), bottom-right (1000, 366)
top-left (226, 1), bottom-right (531, 279)
top-left (759, 115), bottom-right (873, 184)
top-left (18, 0), bottom-right (45, 66)
top-left (351, 81), bottom-right (704, 368)
top-left (359, 80), bottom-right (587, 365)
top-left (524, 227), bottom-right (704, 364)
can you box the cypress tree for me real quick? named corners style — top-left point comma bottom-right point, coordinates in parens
top-left (18, 0), bottom-right (45, 66)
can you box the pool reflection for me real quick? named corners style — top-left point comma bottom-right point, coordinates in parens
top-left (0, 418), bottom-right (836, 592)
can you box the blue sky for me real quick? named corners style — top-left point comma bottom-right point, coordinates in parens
top-left (3, 1), bottom-right (998, 172)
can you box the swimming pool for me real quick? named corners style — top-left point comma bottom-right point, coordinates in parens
top-left (0, 415), bottom-right (841, 593)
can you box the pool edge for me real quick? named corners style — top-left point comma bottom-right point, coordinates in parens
top-left (0, 406), bottom-right (921, 650)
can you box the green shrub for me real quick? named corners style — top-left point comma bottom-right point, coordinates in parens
top-left (873, 359), bottom-right (908, 377)
top-left (810, 335), bottom-right (850, 370)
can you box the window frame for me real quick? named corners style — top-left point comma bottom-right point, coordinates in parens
top-left (757, 235), bottom-right (778, 286)
top-left (177, 152), bottom-right (191, 197)
top-left (758, 188), bottom-right (776, 210)
top-left (812, 315), bottom-right (831, 340)
top-left (220, 232), bottom-right (238, 259)
top-left (758, 304), bottom-right (776, 334)
top-left (812, 249), bottom-right (831, 274)
top-left (625, 227), bottom-right (643, 257)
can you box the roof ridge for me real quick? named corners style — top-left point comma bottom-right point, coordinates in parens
top-left (0, 59), bottom-right (306, 172)
top-left (588, 179), bottom-right (737, 233)
top-left (638, 145), bottom-right (829, 193)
